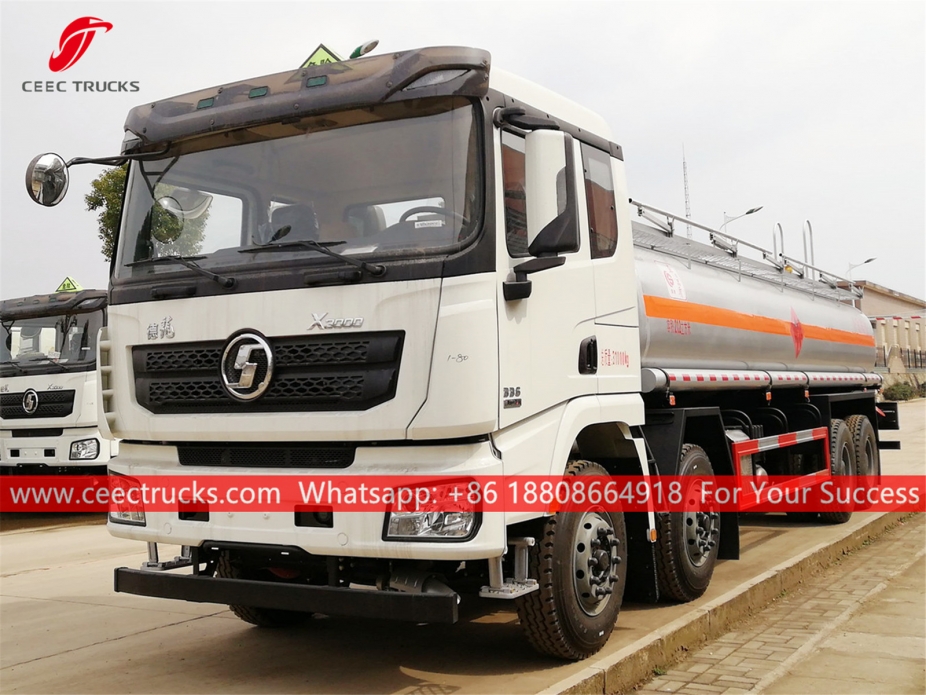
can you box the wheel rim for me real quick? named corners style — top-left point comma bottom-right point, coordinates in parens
top-left (572, 511), bottom-right (621, 616)
top-left (684, 482), bottom-right (719, 568)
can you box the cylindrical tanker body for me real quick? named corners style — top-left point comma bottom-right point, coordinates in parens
top-left (633, 233), bottom-right (875, 374)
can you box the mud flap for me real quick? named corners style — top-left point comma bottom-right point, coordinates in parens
top-left (623, 511), bottom-right (659, 603)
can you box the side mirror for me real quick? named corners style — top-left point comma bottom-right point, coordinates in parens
top-left (25, 153), bottom-right (70, 207)
top-left (524, 130), bottom-right (578, 256)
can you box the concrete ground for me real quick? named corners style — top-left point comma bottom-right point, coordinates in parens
top-left (1, 400), bottom-right (923, 694)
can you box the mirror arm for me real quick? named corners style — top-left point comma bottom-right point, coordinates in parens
top-left (503, 256), bottom-right (565, 301)
top-left (494, 107), bottom-right (559, 131)
top-left (65, 145), bottom-right (171, 169)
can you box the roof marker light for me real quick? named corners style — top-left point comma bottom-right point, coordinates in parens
top-left (196, 97), bottom-right (215, 110)
top-left (350, 39), bottom-right (379, 59)
top-left (306, 75), bottom-right (327, 88)
top-left (403, 69), bottom-right (468, 91)
top-left (248, 86), bottom-right (269, 98)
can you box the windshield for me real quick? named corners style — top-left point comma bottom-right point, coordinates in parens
top-left (115, 97), bottom-right (481, 282)
top-left (1, 309), bottom-right (103, 375)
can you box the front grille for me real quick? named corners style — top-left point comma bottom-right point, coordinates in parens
top-left (133, 332), bottom-right (404, 414)
top-left (1, 391), bottom-right (75, 419)
top-left (11, 428), bottom-right (65, 438)
top-left (178, 443), bottom-right (355, 468)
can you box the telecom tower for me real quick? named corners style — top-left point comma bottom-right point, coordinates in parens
top-left (683, 145), bottom-right (692, 238)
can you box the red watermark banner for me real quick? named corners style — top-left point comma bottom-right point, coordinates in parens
top-left (1, 475), bottom-right (923, 515)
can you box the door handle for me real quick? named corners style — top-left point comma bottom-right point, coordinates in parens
top-left (579, 336), bottom-right (598, 374)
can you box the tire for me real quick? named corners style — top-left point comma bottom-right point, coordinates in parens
top-left (655, 444), bottom-right (720, 602)
top-left (845, 414), bottom-right (880, 482)
top-left (820, 419), bottom-right (855, 524)
top-left (215, 551), bottom-right (312, 628)
top-left (515, 460), bottom-right (627, 660)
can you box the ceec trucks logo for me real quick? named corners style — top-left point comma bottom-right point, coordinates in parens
top-left (49, 17), bottom-right (112, 72)
top-left (21, 17), bottom-right (140, 93)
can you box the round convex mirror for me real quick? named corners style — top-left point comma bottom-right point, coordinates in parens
top-left (25, 153), bottom-right (70, 207)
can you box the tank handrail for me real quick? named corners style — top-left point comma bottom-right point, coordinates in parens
top-left (631, 199), bottom-right (776, 259)
top-left (630, 199), bottom-right (863, 298)
top-left (802, 220), bottom-right (816, 281)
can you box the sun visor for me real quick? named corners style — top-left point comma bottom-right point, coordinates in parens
top-left (123, 46), bottom-right (490, 149)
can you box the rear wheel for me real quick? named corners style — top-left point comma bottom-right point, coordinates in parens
top-left (845, 414), bottom-right (880, 480)
top-left (655, 444), bottom-right (720, 602)
top-left (216, 551), bottom-right (312, 627)
top-left (820, 419), bottom-right (855, 524)
top-left (516, 460), bottom-right (627, 660)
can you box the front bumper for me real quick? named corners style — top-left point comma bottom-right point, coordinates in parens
top-left (0, 427), bottom-right (114, 470)
top-left (107, 440), bottom-right (506, 561)
top-left (114, 567), bottom-right (459, 623)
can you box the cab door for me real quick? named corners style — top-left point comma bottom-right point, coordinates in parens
top-left (495, 129), bottom-right (598, 430)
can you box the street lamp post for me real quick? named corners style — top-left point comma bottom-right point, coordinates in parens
top-left (719, 206), bottom-right (763, 235)
top-left (846, 257), bottom-right (876, 280)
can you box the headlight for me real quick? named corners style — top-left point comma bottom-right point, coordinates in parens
top-left (109, 508), bottom-right (146, 526)
top-left (70, 438), bottom-right (100, 460)
top-left (108, 474), bottom-right (146, 526)
top-left (386, 511), bottom-right (477, 540)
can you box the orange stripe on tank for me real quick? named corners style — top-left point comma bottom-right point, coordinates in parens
top-left (643, 296), bottom-right (875, 347)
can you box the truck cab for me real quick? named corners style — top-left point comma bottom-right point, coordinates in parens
top-left (1, 290), bottom-right (115, 473)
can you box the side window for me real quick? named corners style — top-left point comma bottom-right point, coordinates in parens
top-left (581, 144), bottom-right (618, 259)
top-left (501, 131), bottom-right (529, 257)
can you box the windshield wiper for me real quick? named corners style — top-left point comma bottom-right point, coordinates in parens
top-left (19, 357), bottom-right (70, 372)
top-left (127, 255), bottom-right (236, 288)
top-left (240, 238), bottom-right (386, 278)
top-left (0, 360), bottom-right (26, 374)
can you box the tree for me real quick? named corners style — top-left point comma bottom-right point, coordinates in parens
top-left (85, 165), bottom-right (210, 262)
top-left (84, 165), bottom-right (126, 261)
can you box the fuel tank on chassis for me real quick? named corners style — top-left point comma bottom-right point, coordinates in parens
top-left (634, 246), bottom-right (875, 372)
top-left (103, 279), bottom-right (478, 442)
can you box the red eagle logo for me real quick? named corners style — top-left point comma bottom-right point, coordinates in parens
top-left (49, 17), bottom-right (113, 73)
top-left (790, 308), bottom-right (804, 358)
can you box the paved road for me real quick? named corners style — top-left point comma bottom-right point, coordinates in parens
top-left (636, 514), bottom-right (925, 694)
top-left (1, 401), bottom-right (922, 694)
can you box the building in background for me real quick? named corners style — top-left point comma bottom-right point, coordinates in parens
top-left (851, 280), bottom-right (925, 387)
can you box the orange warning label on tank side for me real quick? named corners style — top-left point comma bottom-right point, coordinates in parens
top-left (643, 296), bottom-right (874, 348)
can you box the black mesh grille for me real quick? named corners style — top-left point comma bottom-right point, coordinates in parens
top-left (1, 391), bottom-right (75, 419)
top-left (11, 428), bottom-right (65, 438)
top-left (133, 331), bottom-right (403, 414)
top-left (178, 444), bottom-right (355, 468)
top-left (146, 347), bottom-right (222, 372)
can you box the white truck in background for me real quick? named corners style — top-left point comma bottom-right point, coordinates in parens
top-left (24, 45), bottom-right (899, 660)
top-left (1, 290), bottom-right (115, 473)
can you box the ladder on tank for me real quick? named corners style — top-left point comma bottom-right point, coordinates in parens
top-left (628, 199), bottom-right (862, 303)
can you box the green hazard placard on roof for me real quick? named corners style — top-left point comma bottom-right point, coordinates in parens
top-left (55, 277), bottom-right (83, 293)
top-left (301, 43), bottom-right (342, 67)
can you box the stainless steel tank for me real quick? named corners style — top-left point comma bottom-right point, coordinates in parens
top-left (633, 226), bottom-right (875, 373)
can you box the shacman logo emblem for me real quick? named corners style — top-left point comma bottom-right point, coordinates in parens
top-left (49, 17), bottom-right (113, 73)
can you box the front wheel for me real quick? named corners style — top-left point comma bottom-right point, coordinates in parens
top-left (655, 444), bottom-right (720, 602)
top-left (215, 551), bottom-right (312, 628)
top-left (516, 460), bottom-right (627, 660)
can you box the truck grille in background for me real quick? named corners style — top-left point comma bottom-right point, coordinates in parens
top-left (11, 428), bottom-right (65, 438)
top-left (178, 443), bottom-right (355, 468)
top-left (0, 391), bottom-right (75, 419)
top-left (133, 332), bottom-right (404, 414)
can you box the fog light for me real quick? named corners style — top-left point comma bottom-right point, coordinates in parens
top-left (70, 438), bottom-right (99, 460)
top-left (385, 511), bottom-right (477, 540)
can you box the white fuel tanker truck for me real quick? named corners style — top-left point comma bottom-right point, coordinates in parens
top-left (1, 289), bottom-right (115, 473)
top-left (24, 46), bottom-right (899, 660)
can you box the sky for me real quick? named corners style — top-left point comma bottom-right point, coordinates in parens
top-left (1, 1), bottom-right (924, 302)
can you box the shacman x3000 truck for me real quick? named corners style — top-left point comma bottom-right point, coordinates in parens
top-left (25, 45), bottom-right (899, 660)
top-left (1, 290), bottom-right (115, 473)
